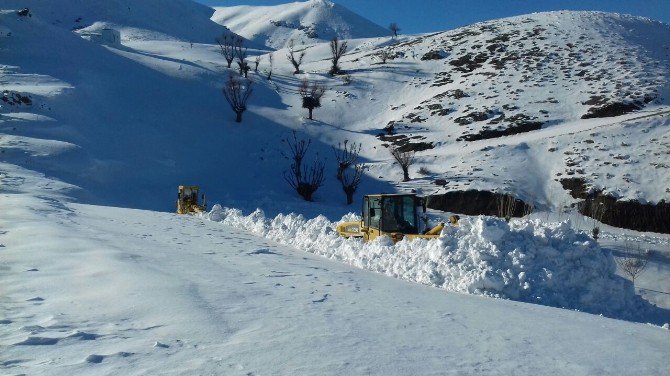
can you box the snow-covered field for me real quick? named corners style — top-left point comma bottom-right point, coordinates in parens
top-left (1, 0), bottom-right (670, 374)
top-left (2, 186), bottom-right (669, 375)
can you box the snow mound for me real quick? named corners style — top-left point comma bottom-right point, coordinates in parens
top-left (206, 204), bottom-right (648, 319)
top-left (212, 0), bottom-right (389, 49)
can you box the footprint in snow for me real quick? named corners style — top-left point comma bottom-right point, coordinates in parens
top-left (247, 248), bottom-right (278, 255)
top-left (68, 331), bottom-right (100, 340)
top-left (153, 341), bottom-right (169, 348)
top-left (0, 319), bottom-right (13, 324)
top-left (312, 294), bottom-right (329, 303)
top-left (85, 351), bottom-right (134, 364)
top-left (25, 268), bottom-right (38, 272)
top-left (14, 336), bottom-right (59, 346)
top-left (85, 354), bottom-right (104, 364)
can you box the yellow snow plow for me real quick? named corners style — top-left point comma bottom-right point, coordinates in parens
top-left (336, 193), bottom-right (452, 242)
top-left (177, 185), bottom-right (207, 214)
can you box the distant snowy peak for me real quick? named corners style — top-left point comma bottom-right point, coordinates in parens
top-left (212, 0), bottom-right (389, 49)
top-left (1, 0), bottom-right (234, 43)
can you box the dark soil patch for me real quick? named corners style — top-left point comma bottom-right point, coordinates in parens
top-left (454, 111), bottom-right (492, 125)
top-left (427, 190), bottom-right (532, 218)
top-left (377, 134), bottom-right (434, 153)
top-left (457, 121), bottom-right (542, 142)
top-left (421, 50), bottom-right (447, 60)
top-left (561, 178), bottom-right (670, 233)
top-left (449, 52), bottom-right (489, 73)
top-left (2, 91), bottom-right (32, 106)
top-left (582, 102), bottom-right (642, 119)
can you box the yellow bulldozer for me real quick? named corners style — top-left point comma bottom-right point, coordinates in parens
top-left (336, 193), bottom-right (454, 242)
top-left (177, 185), bottom-right (207, 214)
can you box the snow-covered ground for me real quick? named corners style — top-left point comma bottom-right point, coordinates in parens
top-left (2, 1), bottom-right (670, 374)
top-left (2, 184), bottom-right (669, 375)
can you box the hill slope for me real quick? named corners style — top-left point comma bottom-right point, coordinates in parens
top-left (2, 0), bottom-right (233, 42)
top-left (2, 4), bottom-right (670, 373)
top-left (212, 0), bottom-right (389, 49)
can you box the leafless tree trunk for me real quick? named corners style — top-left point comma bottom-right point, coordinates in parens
top-left (390, 146), bottom-right (415, 182)
top-left (333, 140), bottom-right (361, 181)
top-left (234, 39), bottom-right (250, 77)
top-left (389, 23), bottom-right (400, 39)
top-left (222, 75), bottom-right (252, 123)
top-left (334, 140), bottom-right (363, 204)
top-left (497, 194), bottom-right (517, 222)
top-left (216, 34), bottom-right (238, 68)
top-left (341, 164), bottom-right (364, 205)
top-left (282, 132), bottom-right (325, 201)
top-left (615, 240), bottom-right (650, 284)
top-left (267, 53), bottom-right (274, 80)
top-left (298, 79), bottom-right (325, 120)
top-left (287, 40), bottom-right (306, 74)
top-left (329, 37), bottom-right (348, 75)
top-left (377, 50), bottom-right (389, 64)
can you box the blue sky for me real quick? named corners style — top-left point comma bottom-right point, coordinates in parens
top-left (197, 0), bottom-right (670, 34)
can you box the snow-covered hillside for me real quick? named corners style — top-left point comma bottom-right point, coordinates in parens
top-left (212, 0), bottom-right (389, 49)
top-left (2, 2), bottom-right (670, 373)
top-left (1, 0), bottom-right (234, 43)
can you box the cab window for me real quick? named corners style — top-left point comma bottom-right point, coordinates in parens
top-left (381, 196), bottom-right (417, 233)
top-left (368, 197), bottom-right (382, 229)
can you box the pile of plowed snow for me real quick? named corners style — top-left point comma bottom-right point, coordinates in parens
top-left (206, 205), bottom-right (649, 319)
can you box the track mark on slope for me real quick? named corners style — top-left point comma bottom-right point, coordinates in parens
top-left (247, 248), bottom-right (279, 255)
top-left (312, 294), bottom-right (329, 303)
top-left (84, 351), bottom-right (134, 364)
top-left (67, 331), bottom-right (100, 340)
top-left (14, 336), bottom-right (60, 345)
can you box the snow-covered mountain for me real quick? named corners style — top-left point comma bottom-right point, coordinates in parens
top-left (212, 0), bottom-right (389, 49)
top-left (2, 1), bottom-right (670, 373)
top-left (1, 0), bottom-right (234, 43)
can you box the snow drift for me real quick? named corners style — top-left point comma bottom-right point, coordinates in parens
top-left (206, 205), bottom-right (648, 320)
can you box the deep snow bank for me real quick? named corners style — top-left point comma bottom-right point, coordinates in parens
top-left (206, 205), bottom-right (648, 319)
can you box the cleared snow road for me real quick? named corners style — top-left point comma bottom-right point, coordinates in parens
top-left (1, 195), bottom-right (669, 375)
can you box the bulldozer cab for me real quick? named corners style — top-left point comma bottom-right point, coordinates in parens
top-left (177, 185), bottom-right (206, 214)
top-left (360, 193), bottom-right (432, 242)
top-left (365, 194), bottom-right (418, 235)
top-left (337, 193), bottom-right (446, 242)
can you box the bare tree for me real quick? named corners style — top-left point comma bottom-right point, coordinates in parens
top-left (497, 194), bottom-right (517, 222)
top-left (222, 75), bottom-right (253, 123)
top-left (266, 53), bottom-right (274, 80)
top-left (615, 240), bottom-right (650, 284)
top-left (233, 39), bottom-right (250, 77)
top-left (390, 146), bottom-right (415, 182)
top-left (286, 40), bottom-right (306, 74)
top-left (254, 56), bottom-right (260, 72)
top-left (283, 132), bottom-right (325, 201)
top-left (377, 50), bottom-right (389, 64)
top-left (216, 34), bottom-right (238, 68)
top-left (298, 79), bottom-right (326, 120)
top-left (389, 23), bottom-right (400, 39)
top-left (333, 140), bottom-right (361, 181)
top-left (329, 37), bottom-right (348, 75)
top-left (579, 200), bottom-right (607, 241)
top-left (340, 164), bottom-right (364, 205)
